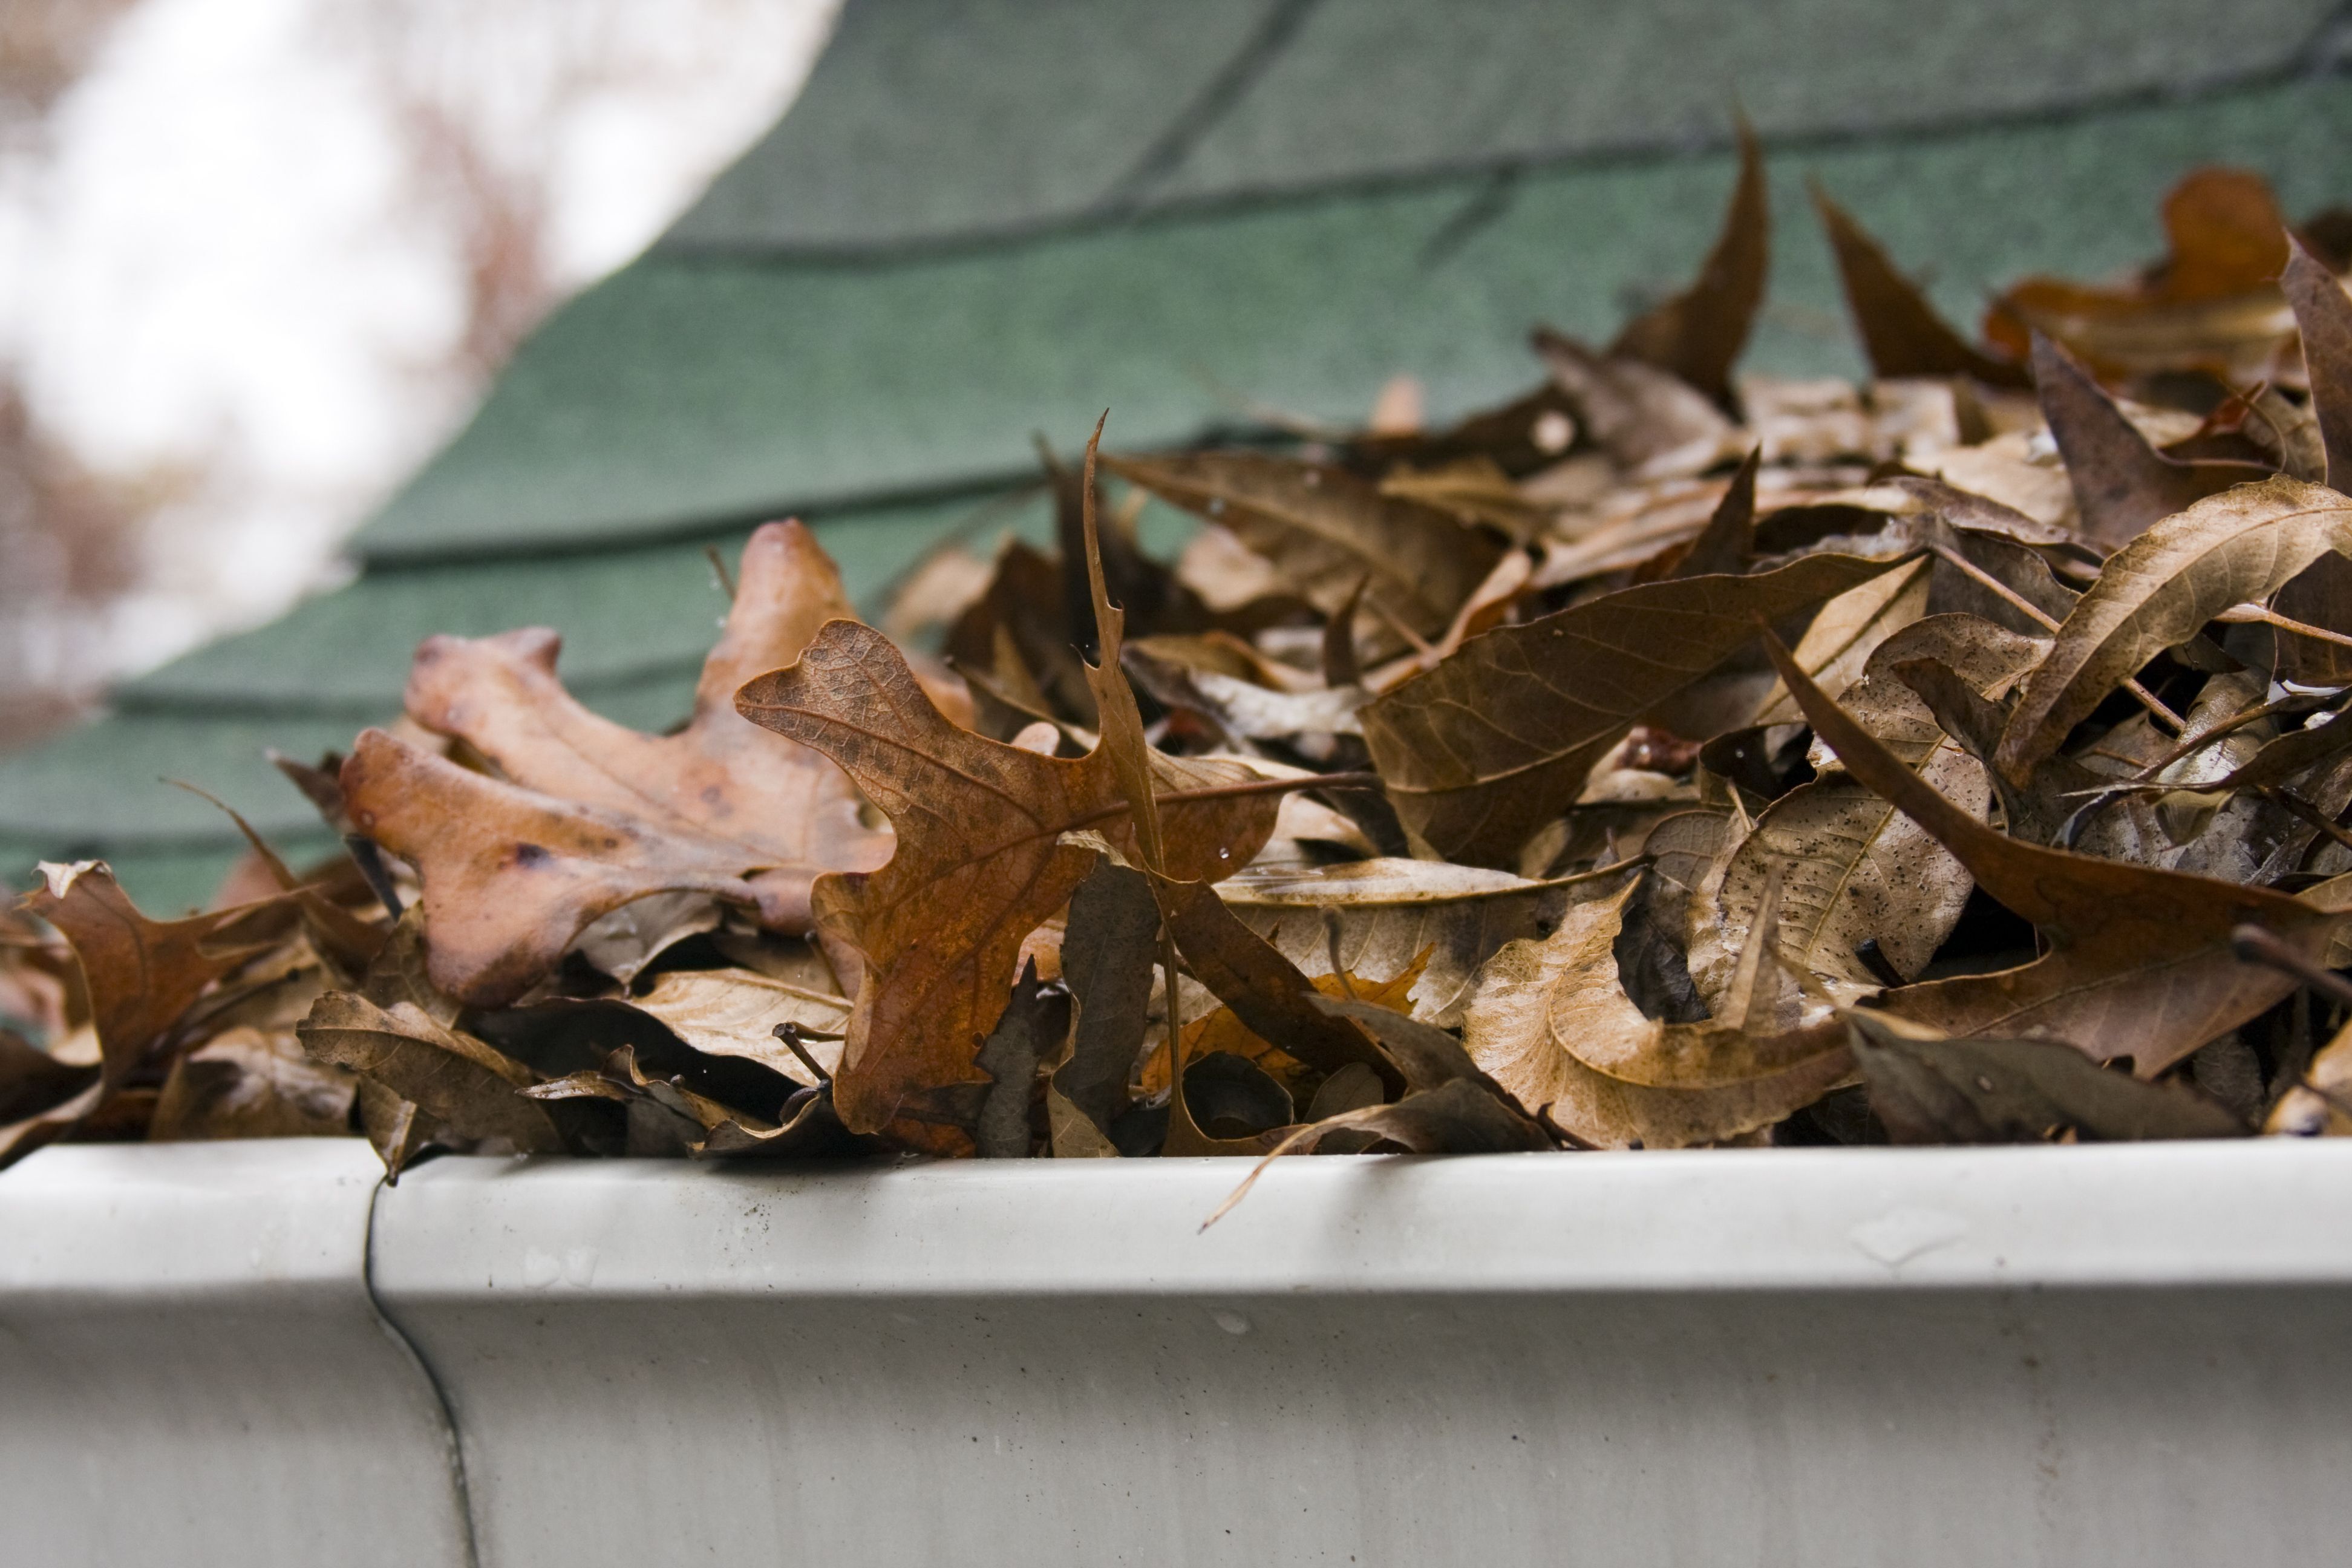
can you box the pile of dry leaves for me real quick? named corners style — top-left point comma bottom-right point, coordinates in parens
top-left (11, 149), bottom-right (2352, 1195)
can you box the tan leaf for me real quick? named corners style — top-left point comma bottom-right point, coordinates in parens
top-left (1748, 554), bottom-right (1932, 725)
top-left (399, 519), bottom-right (893, 922)
top-left (1694, 614), bottom-right (2045, 1007)
top-left (1461, 883), bottom-right (1849, 1149)
top-left (341, 730), bottom-right (785, 1008)
top-left (1997, 477), bottom-right (2352, 780)
top-left (1218, 857), bottom-right (1592, 1028)
top-left (630, 967), bottom-right (847, 1088)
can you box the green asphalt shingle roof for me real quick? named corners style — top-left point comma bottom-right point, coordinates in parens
top-left (8, 0), bottom-right (2352, 910)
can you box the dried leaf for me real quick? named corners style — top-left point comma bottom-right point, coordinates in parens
top-left (1998, 478), bottom-right (2352, 780)
top-left (693, 1082), bottom-right (870, 1158)
top-left (1747, 554), bottom-right (1932, 724)
top-left (0, 1027), bottom-right (94, 1128)
top-left (629, 967), bottom-right (846, 1087)
top-left (1362, 552), bottom-right (1898, 865)
top-left (1608, 117), bottom-right (1767, 403)
top-left (24, 860), bottom-right (279, 1083)
top-left (1053, 857), bottom-right (1159, 1135)
top-left (1151, 877), bottom-right (1405, 1098)
top-left (2032, 333), bottom-right (2266, 549)
top-left (1812, 183), bottom-right (2029, 387)
top-left (2267, 1011), bottom-right (2352, 1135)
top-left (1847, 1012), bottom-right (2246, 1143)
top-left (1767, 630), bottom-right (2334, 1075)
top-left (296, 991), bottom-right (564, 1154)
top-left (396, 519), bottom-right (893, 924)
top-left (1673, 446), bottom-right (1759, 580)
top-left (1345, 381), bottom-right (1583, 479)
top-left (736, 620), bottom-right (1278, 1143)
top-left (341, 731), bottom-right (785, 1008)
top-left (1462, 881), bottom-right (1851, 1148)
top-left (1203, 1077), bottom-right (1551, 1228)
top-left (974, 959), bottom-right (1068, 1157)
top-left (1307, 993), bottom-right (1485, 1094)
top-left (2282, 238), bottom-right (2352, 489)
top-left (1987, 168), bottom-right (2298, 382)
top-left (1218, 857), bottom-right (1589, 1028)
top-left (1102, 451), bottom-right (1502, 639)
top-left (1532, 331), bottom-right (1745, 477)
top-left (150, 1026), bottom-right (356, 1141)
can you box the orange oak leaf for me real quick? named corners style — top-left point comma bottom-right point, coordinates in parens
top-left (736, 619), bottom-right (1282, 1145)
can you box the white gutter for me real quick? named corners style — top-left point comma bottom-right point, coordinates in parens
top-left (7, 1140), bottom-right (2352, 1564)
top-left (0, 1141), bottom-right (472, 1567)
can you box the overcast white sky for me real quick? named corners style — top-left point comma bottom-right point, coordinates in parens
top-left (1, 0), bottom-right (838, 695)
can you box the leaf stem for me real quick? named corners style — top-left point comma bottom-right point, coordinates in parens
top-left (2215, 601), bottom-right (2352, 652)
top-left (1060, 771), bottom-right (1384, 837)
top-left (771, 1021), bottom-right (835, 1081)
top-left (2230, 922), bottom-right (2352, 1010)
top-left (1929, 544), bottom-right (2184, 731)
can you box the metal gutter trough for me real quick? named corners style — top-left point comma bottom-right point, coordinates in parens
top-left (5, 1140), bottom-right (2352, 1566)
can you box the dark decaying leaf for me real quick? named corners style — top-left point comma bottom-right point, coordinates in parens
top-left (1812, 183), bottom-right (2030, 388)
top-left (973, 959), bottom-right (1070, 1157)
top-left (1052, 857), bottom-right (1160, 1139)
top-left (1672, 446), bottom-right (1759, 579)
top-left (1766, 630), bottom-right (2336, 1076)
top-left (2031, 332), bottom-right (2268, 549)
top-left (2282, 238), bottom-right (2352, 490)
top-left (1608, 116), bottom-right (1768, 405)
top-left (296, 991), bottom-right (565, 1154)
top-left (1362, 552), bottom-right (1898, 866)
top-left (1102, 451), bottom-right (1504, 639)
top-left (1847, 1013), bottom-right (2247, 1144)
